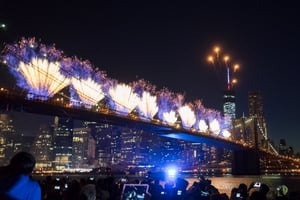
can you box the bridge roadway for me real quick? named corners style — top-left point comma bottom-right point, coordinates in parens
top-left (1, 89), bottom-right (299, 175)
top-left (0, 89), bottom-right (246, 150)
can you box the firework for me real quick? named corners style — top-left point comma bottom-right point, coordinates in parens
top-left (222, 129), bottom-right (231, 138)
top-left (108, 83), bottom-right (139, 116)
top-left (178, 104), bottom-right (196, 129)
top-left (60, 56), bottom-right (108, 107)
top-left (209, 119), bottom-right (221, 135)
top-left (1, 38), bottom-right (229, 136)
top-left (163, 110), bottom-right (178, 126)
top-left (137, 91), bottom-right (158, 120)
top-left (156, 88), bottom-right (184, 122)
top-left (131, 79), bottom-right (156, 97)
top-left (3, 38), bottom-right (69, 99)
top-left (71, 77), bottom-right (105, 107)
top-left (192, 100), bottom-right (209, 131)
top-left (199, 120), bottom-right (208, 132)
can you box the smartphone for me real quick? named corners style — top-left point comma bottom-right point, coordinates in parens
top-left (236, 192), bottom-right (241, 198)
top-left (121, 184), bottom-right (149, 200)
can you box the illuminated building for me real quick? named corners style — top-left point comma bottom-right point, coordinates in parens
top-left (72, 127), bottom-right (96, 168)
top-left (223, 90), bottom-right (236, 129)
top-left (84, 121), bottom-right (115, 167)
top-left (0, 114), bottom-right (16, 165)
top-left (32, 124), bottom-right (53, 170)
top-left (53, 116), bottom-right (73, 170)
top-left (248, 91), bottom-right (268, 149)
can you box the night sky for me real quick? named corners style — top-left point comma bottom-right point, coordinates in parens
top-left (1, 1), bottom-right (300, 151)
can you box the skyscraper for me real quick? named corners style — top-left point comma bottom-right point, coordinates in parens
top-left (0, 113), bottom-right (16, 165)
top-left (248, 91), bottom-right (263, 117)
top-left (248, 91), bottom-right (268, 149)
top-left (53, 116), bottom-right (73, 170)
top-left (72, 127), bottom-right (96, 168)
top-left (32, 124), bottom-right (53, 170)
top-left (223, 90), bottom-right (236, 129)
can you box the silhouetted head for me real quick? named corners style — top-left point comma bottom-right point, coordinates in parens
top-left (9, 151), bottom-right (36, 175)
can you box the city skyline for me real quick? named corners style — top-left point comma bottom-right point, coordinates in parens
top-left (1, 1), bottom-right (300, 151)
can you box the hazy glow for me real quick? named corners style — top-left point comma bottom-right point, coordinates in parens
top-left (19, 57), bottom-right (70, 98)
top-left (199, 119), bottom-right (208, 132)
top-left (209, 119), bottom-right (220, 135)
top-left (137, 91), bottom-right (158, 119)
top-left (178, 105), bottom-right (196, 129)
top-left (163, 110), bottom-right (177, 126)
top-left (222, 129), bottom-right (231, 138)
top-left (71, 77), bottom-right (105, 107)
top-left (108, 84), bottom-right (139, 116)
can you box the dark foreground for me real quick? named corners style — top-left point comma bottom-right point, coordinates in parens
top-left (33, 173), bottom-right (300, 200)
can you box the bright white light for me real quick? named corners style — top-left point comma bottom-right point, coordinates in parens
top-left (166, 166), bottom-right (178, 179)
top-left (137, 91), bottom-right (158, 120)
top-left (178, 105), bottom-right (196, 129)
top-left (222, 129), bottom-right (231, 138)
top-left (209, 119), bottom-right (220, 135)
top-left (199, 119), bottom-right (208, 132)
top-left (19, 57), bottom-right (70, 98)
top-left (163, 110), bottom-right (177, 125)
top-left (71, 77), bottom-right (105, 107)
top-left (108, 83), bottom-right (139, 116)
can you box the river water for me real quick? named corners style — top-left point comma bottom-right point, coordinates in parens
top-left (184, 175), bottom-right (300, 196)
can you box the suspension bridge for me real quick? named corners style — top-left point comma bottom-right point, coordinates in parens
top-left (0, 37), bottom-right (299, 175)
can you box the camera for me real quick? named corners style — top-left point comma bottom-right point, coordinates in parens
top-left (121, 184), bottom-right (149, 200)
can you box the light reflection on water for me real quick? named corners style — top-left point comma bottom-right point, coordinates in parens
top-left (185, 175), bottom-right (300, 196)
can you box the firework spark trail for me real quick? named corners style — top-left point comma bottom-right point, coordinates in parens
top-left (60, 57), bottom-right (107, 107)
top-left (108, 83), bottom-right (139, 116)
top-left (71, 77), bottom-right (105, 107)
top-left (193, 100), bottom-right (209, 131)
top-left (19, 58), bottom-right (70, 98)
top-left (163, 110), bottom-right (178, 126)
top-left (3, 38), bottom-right (70, 99)
top-left (131, 79), bottom-right (157, 97)
top-left (156, 88), bottom-right (184, 124)
top-left (209, 119), bottom-right (221, 135)
top-left (137, 91), bottom-right (158, 120)
top-left (178, 104), bottom-right (196, 129)
top-left (130, 80), bottom-right (158, 119)
top-left (199, 120), bottom-right (208, 132)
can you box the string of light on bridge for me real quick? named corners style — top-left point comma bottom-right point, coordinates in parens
top-left (2, 37), bottom-right (232, 139)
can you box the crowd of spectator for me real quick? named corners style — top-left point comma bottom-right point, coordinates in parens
top-left (37, 174), bottom-right (299, 200)
top-left (1, 152), bottom-right (300, 200)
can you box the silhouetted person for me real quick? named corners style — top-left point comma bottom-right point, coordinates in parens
top-left (0, 151), bottom-right (41, 200)
top-left (79, 184), bottom-right (96, 200)
top-left (248, 182), bottom-right (269, 200)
